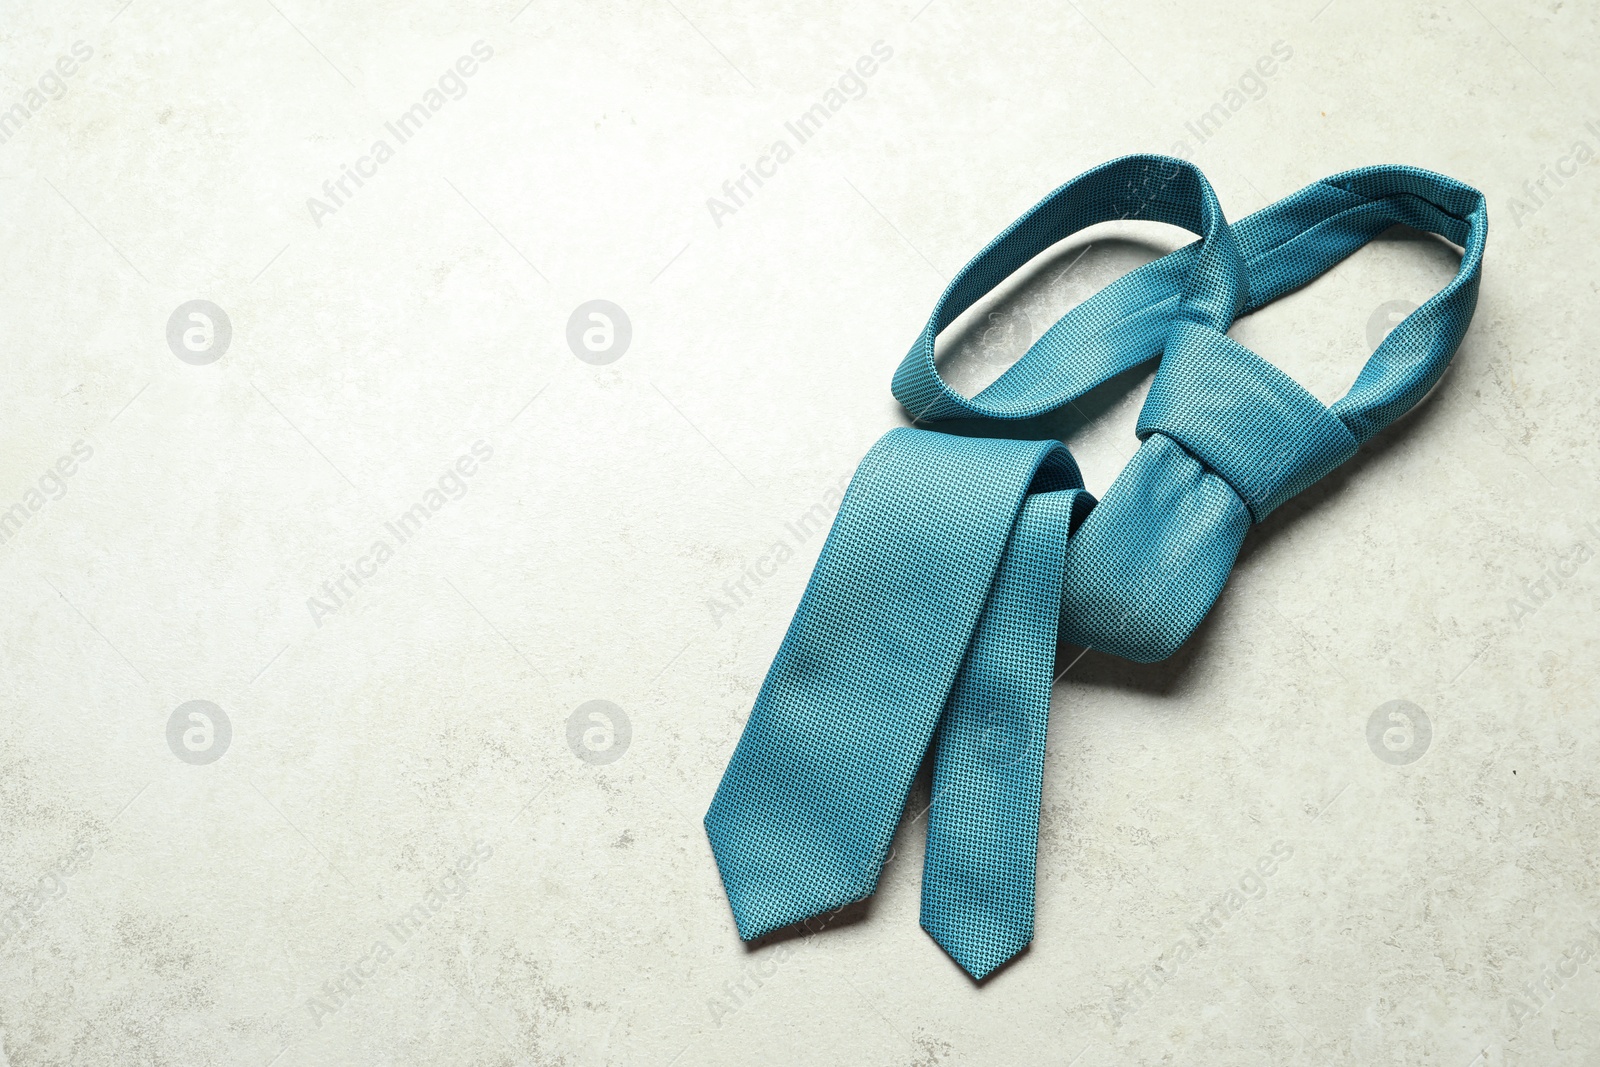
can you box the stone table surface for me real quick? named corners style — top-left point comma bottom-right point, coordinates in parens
top-left (0, 0), bottom-right (1595, 1064)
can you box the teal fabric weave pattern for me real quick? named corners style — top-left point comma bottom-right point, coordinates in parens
top-left (705, 156), bottom-right (1487, 980)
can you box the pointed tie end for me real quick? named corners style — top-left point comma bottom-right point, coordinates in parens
top-left (921, 914), bottom-right (1033, 982)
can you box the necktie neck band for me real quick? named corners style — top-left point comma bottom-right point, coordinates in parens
top-left (705, 156), bottom-right (1487, 980)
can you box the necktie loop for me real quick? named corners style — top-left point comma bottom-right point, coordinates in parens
top-left (891, 154), bottom-right (1245, 423)
top-left (1317, 168), bottom-right (1488, 443)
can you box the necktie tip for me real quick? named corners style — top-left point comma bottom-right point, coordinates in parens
top-left (922, 917), bottom-right (1033, 982)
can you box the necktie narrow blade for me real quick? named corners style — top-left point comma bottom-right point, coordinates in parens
top-left (919, 487), bottom-right (1087, 978)
top-left (705, 158), bottom-right (1488, 980)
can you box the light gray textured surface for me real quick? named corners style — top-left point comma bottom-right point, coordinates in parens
top-left (0, 0), bottom-right (1595, 1064)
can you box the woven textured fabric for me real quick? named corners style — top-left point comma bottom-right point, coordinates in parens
top-left (706, 156), bottom-right (1488, 979)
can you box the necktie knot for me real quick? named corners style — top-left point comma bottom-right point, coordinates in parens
top-left (1135, 320), bottom-right (1360, 523)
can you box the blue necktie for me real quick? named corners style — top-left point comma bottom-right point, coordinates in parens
top-left (705, 156), bottom-right (1487, 979)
